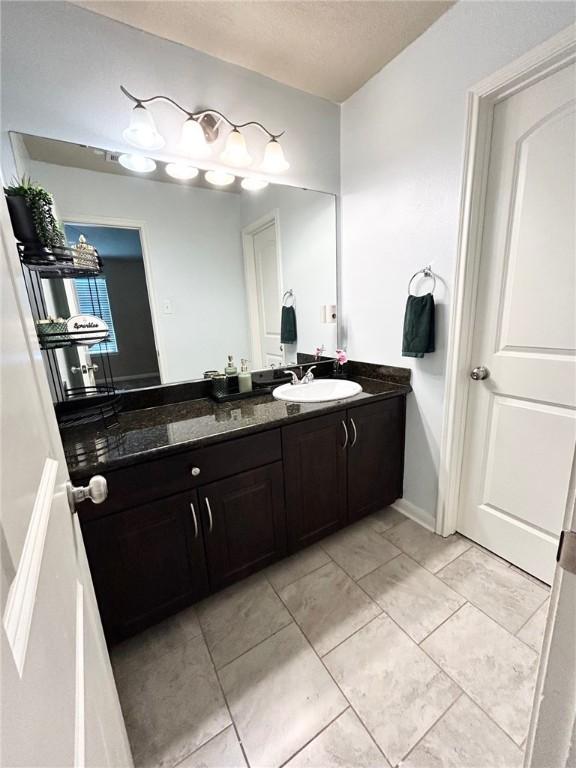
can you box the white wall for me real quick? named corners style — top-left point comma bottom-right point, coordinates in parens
top-left (30, 161), bottom-right (250, 382)
top-left (1, 1), bottom-right (339, 193)
top-left (240, 186), bottom-right (337, 364)
top-left (341, 1), bottom-right (575, 524)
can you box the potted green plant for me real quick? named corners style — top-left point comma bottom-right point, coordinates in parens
top-left (4, 176), bottom-right (64, 248)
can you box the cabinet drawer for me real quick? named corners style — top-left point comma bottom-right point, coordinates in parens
top-left (77, 428), bottom-right (281, 520)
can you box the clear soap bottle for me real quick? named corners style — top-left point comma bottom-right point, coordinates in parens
top-left (238, 359), bottom-right (252, 393)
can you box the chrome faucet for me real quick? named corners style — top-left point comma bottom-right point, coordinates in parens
top-left (283, 365), bottom-right (317, 385)
top-left (301, 365), bottom-right (316, 384)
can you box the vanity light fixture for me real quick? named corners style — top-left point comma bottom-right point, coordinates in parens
top-left (205, 170), bottom-right (235, 187)
top-left (240, 177), bottom-right (269, 191)
top-left (121, 85), bottom-right (288, 171)
top-left (165, 162), bottom-right (199, 180)
top-left (261, 138), bottom-right (290, 173)
top-left (122, 104), bottom-right (165, 150)
top-left (179, 117), bottom-right (211, 158)
top-left (221, 128), bottom-right (252, 168)
top-left (118, 153), bottom-right (157, 173)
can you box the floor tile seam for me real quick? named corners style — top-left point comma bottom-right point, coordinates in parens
top-left (212, 616), bottom-right (296, 674)
top-left (265, 578), bottom-right (391, 766)
top-left (393, 691), bottom-right (466, 767)
top-left (170, 723), bottom-right (237, 768)
top-left (513, 594), bottom-right (550, 638)
top-left (376, 531), bottom-right (474, 576)
top-left (417, 602), bottom-right (537, 747)
top-left (358, 550), bottom-right (469, 606)
top-left (265, 555), bottom-right (335, 592)
top-left (276, 706), bottom-right (353, 768)
top-left (196, 620), bottom-right (253, 768)
top-left (436, 546), bottom-right (551, 603)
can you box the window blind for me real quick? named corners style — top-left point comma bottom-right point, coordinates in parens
top-left (74, 277), bottom-right (118, 354)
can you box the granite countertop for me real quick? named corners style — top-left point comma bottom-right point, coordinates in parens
top-left (63, 376), bottom-right (411, 480)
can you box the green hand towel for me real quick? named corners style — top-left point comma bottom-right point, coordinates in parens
top-left (281, 305), bottom-right (297, 344)
top-left (402, 293), bottom-right (435, 358)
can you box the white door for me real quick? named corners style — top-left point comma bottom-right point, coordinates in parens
top-left (459, 62), bottom-right (576, 584)
top-left (0, 198), bottom-right (131, 766)
top-left (244, 219), bottom-right (283, 369)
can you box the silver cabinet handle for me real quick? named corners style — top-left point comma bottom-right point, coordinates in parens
top-left (470, 366), bottom-right (490, 381)
top-left (341, 419), bottom-right (349, 449)
top-left (205, 497), bottom-right (213, 533)
top-left (191, 466), bottom-right (201, 477)
top-left (190, 502), bottom-right (198, 539)
top-left (350, 418), bottom-right (358, 447)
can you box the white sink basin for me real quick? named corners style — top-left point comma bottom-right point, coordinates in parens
top-left (273, 379), bottom-right (362, 403)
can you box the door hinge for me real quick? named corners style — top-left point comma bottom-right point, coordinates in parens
top-left (556, 530), bottom-right (576, 575)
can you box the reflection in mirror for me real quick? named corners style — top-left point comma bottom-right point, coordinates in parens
top-left (10, 133), bottom-right (337, 393)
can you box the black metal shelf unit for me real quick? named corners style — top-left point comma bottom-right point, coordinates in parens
top-left (18, 242), bottom-right (121, 434)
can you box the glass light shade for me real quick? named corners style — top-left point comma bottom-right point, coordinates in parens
top-left (205, 170), bottom-right (235, 187)
top-left (122, 105), bottom-right (165, 150)
top-left (179, 117), bottom-right (211, 158)
top-left (118, 154), bottom-right (156, 173)
top-left (165, 162), bottom-right (199, 180)
top-left (260, 138), bottom-right (289, 173)
top-left (240, 177), bottom-right (269, 191)
top-left (220, 128), bottom-right (252, 168)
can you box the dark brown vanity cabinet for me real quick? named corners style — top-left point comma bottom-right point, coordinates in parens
top-left (78, 394), bottom-right (406, 644)
top-left (82, 489), bottom-right (209, 643)
top-left (347, 397), bottom-right (405, 523)
top-left (283, 397), bottom-right (406, 550)
top-left (200, 463), bottom-right (287, 590)
top-left (283, 412), bottom-right (348, 549)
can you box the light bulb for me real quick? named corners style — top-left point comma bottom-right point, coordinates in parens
top-left (118, 154), bottom-right (156, 173)
top-left (205, 170), bottom-right (235, 187)
top-left (179, 117), bottom-right (211, 158)
top-left (122, 104), bottom-right (165, 150)
top-left (165, 162), bottom-right (199, 180)
top-left (241, 177), bottom-right (269, 191)
top-left (260, 138), bottom-right (289, 173)
top-left (220, 128), bottom-right (252, 168)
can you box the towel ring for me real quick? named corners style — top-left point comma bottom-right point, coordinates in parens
top-left (408, 266), bottom-right (436, 296)
top-left (282, 289), bottom-right (295, 306)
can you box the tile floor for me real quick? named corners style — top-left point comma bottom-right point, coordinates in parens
top-left (111, 509), bottom-right (550, 768)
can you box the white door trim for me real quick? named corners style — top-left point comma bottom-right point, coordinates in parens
top-left (241, 209), bottom-right (283, 371)
top-left (60, 214), bottom-right (165, 384)
top-left (436, 23), bottom-right (576, 536)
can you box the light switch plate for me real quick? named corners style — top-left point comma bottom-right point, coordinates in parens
top-left (163, 299), bottom-right (173, 315)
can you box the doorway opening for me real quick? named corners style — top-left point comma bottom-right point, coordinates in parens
top-left (64, 223), bottom-right (160, 391)
top-left (242, 211), bottom-right (285, 370)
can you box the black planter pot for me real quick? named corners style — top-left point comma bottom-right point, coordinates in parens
top-left (5, 194), bottom-right (41, 245)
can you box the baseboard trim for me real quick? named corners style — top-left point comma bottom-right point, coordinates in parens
top-left (391, 498), bottom-right (435, 532)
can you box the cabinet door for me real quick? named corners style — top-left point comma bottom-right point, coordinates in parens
top-left (200, 462), bottom-right (286, 590)
top-left (347, 397), bottom-right (405, 523)
top-left (283, 411), bottom-right (348, 551)
top-left (82, 490), bottom-right (208, 643)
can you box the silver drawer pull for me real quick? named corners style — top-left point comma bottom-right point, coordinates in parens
top-left (190, 502), bottom-right (199, 539)
top-left (341, 420), bottom-right (349, 449)
top-left (191, 466), bottom-right (201, 477)
top-left (205, 497), bottom-right (214, 534)
top-left (350, 418), bottom-right (358, 447)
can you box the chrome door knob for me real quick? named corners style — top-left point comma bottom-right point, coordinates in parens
top-left (470, 366), bottom-right (490, 381)
top-left (190, 467), bottom-right (201, 477)
top-left (67, 475), bottom-right (108, 510)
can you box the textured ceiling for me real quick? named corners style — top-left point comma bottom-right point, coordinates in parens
top-left (71, 1), bottom-right (455, 102)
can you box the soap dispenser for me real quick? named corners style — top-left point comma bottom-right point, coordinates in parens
top-left (225, 355), bottom-right (237, 376)
top-left (238, 359), bottom-right (252, 393)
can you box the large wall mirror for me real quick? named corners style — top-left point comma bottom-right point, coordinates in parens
top-left (8, 133), bottom-right (337, 394)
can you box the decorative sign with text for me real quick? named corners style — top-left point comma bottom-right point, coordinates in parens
top-left (66, 314), bottom-right (109, 346)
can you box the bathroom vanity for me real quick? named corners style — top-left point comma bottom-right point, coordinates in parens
top-left (69, 371), bottom-right (409, 644)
